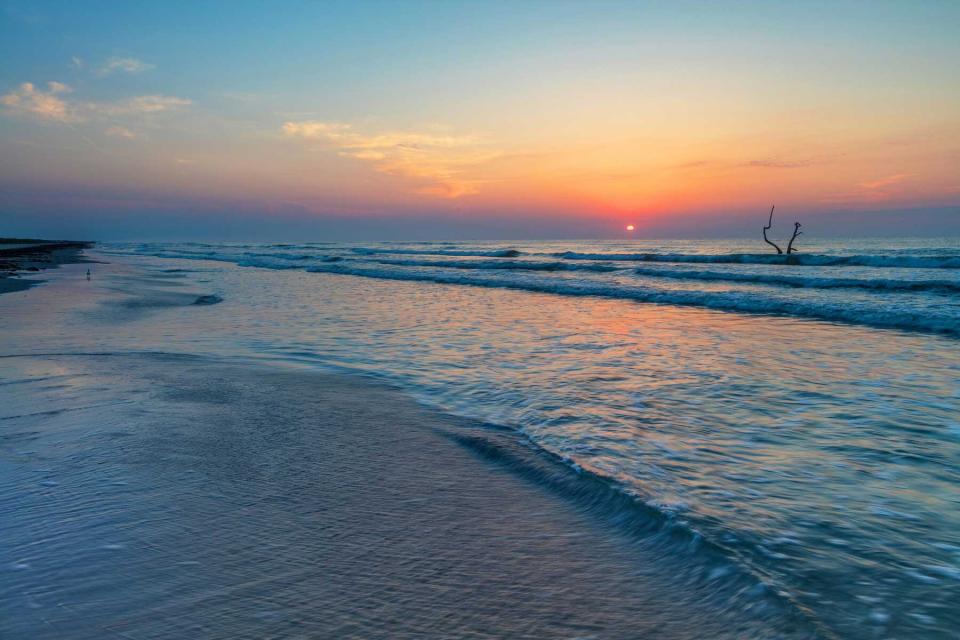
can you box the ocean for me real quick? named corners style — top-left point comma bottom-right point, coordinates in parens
top-left (5, 237), bottom-right (959, 638)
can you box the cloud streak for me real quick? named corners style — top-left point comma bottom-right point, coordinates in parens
top-left (1, 80), bottom-right (191, 124)
top-left (283, 120), bottom-right (494, 198)
top-left (96, 57), bottom-right (154, 76)
top-left (98, 95), bottom-right (192, 115)
top-left (740, 158), bottom-right (815, 169)
top-left (105, 126), bottom-right (136, 139)
top-left (0, 82), bottom-right (77, 122)
top-left (822, 173), bottom-right (914, 206)
top-left (859, 173), bottom-right (911, 190)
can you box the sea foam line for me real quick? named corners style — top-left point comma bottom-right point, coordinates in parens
top-left (351, 246), bottom-right (523, 258)
top-left (630, 267), bottom-right (960, 294)
top-left (556, 252), bottom-right (960, 269)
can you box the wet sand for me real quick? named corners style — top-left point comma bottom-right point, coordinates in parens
top-left (0, 240), bottom-right (94, 295)
top-left (0, 350), bottom-right (819, 639)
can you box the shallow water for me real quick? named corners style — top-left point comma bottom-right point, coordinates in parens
top-left (5, 239), bottom-right (960, 638)
top-left (4, 354), bottom-right (817, 639)
top-left (119, 238), bottom-right (960, 335)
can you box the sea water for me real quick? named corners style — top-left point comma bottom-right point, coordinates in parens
top-left (7, 238), bottom-right (960, 638)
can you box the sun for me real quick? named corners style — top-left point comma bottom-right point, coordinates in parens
top-left (625, 224), bottom-right (635, 232)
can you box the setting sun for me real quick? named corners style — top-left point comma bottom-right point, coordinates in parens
top-left (626, 225), bottom-right (635, 232)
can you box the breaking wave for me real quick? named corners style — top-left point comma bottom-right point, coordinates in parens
top-left (352, 246), bottom-right (523, 258)
top-left (303, 263), bottom-right (960, 336)
top-left (104, 242), bottom-right (960, 338)
top-left (371, 257), bottom-right (621, 272)
top-left (630, 267), bottom-right (960, 294)
top-left (557, 252), bottom-right (960, 269)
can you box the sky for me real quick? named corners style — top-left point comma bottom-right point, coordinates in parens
top-left (1, 0), bottom-right (958, 240)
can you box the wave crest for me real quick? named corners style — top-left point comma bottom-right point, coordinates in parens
top-left (631, 267), bottom-right (960, 294)
top-left (557, 252), bottom-right (960, 269)
top-left (352, 247), bottom-right (523, 258)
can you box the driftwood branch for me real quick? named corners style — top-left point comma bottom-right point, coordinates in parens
top-left (762, 205), bottom-right (783, 254)
top-left (787, 222), bottom-right (802, 254)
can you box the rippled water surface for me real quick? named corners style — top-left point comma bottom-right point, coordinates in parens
top-left (119, 237), bottom-right (960, 335)
top-left (6, 238), bottom-right (960, 638)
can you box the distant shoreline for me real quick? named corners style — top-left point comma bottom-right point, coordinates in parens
top-left (0, 238), bottom-right (94, 295)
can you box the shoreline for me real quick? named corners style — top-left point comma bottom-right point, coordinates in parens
top-left (0, 239), bottom-right (94, 295)
top-left (7, 248), bottom-right (957, 638)
top-left (0, 261), bottom-right (818, 639)
top-left (2, 352), bottom-right (817, 639)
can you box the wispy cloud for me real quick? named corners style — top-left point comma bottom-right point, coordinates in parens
top-left (740, 158), bottom-right (815, 169)
top-left (0, 82), bottom-right (77, 122)
top-left (1, 80), bottom-right (191, 123)
top-left (98, 95), bottom-right (192, 115)
top-left (282, 120), bottom-right (494, 198)
top-left (96, 57), bottom-right (154, 76)
top-left (105, 126), bottom-right (136, 139)
top-left (859, 173), bottom-right (911, 190)
top-left (823, 173), bottom-right (914, 206)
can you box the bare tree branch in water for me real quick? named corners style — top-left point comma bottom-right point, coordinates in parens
top-left (787, 221), bottom-right (803, 254)
top-left (762, 205), bottom-right (783, 254)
